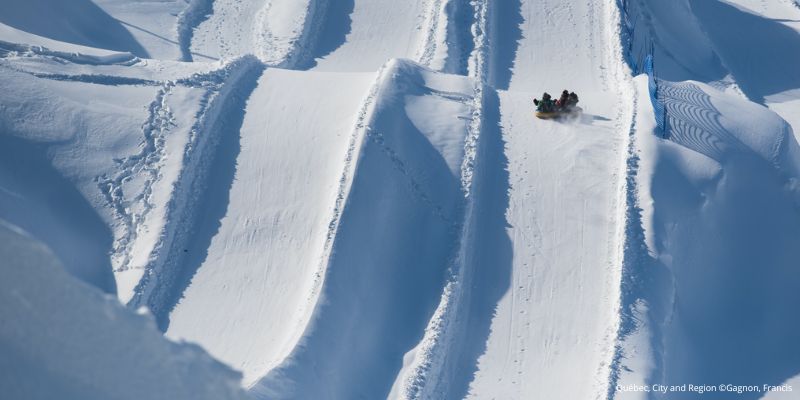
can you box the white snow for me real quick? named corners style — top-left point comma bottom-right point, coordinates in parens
top-left (458, 1), bottom-right (631, 398)
top-left (250, 59), bottom-right (474, 399)
top-left (0, 220), bottom-right (248, 400)
top-left (610, 2), bottom-right (800, 399)
top-left (166, 67), bottom-right (376, 387)
top-left (2, 0), bottom-right (800, 398)
top-left (616, 77), bottom-right (800, 400)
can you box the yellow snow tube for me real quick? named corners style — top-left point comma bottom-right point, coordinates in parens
top-left (535, 107), bottom-right (582, 119)
top-left (535, 111), bottom-right (561, 119)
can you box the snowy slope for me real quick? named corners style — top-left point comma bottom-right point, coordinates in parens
top-left (0, 0), bottom-right (151, 58)
top-left (166, 67), bottom-right (375, 386)
top-left (616, 76), bottom-right (800, 400)
top-left (0, 65), bottom-right (165, 294)
top-left (0, 221), bottom-right (248, 400)
top-left (310, 0), bottom-right (430, 71)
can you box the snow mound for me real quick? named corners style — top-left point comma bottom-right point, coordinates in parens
top-left (0, 221), bottom-right (248, 400)
top-left (0, 0), bottom-right (149, 58)
top-left (617, 76), bottom-right (800, 399)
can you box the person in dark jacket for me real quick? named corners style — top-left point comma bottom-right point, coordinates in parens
top-left (557, 90), bottom-right (569, 109)
top-left (533, 92), bottom-right (554, 112)
top-left (567, 91), bottom-right (579, 108)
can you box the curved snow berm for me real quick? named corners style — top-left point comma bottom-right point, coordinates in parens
top-left (0, 220), bottom-right (248, 400)
top-left (0, 23), bottom-right (139, 65)
top-left (614, 78), bottom-right (800, 399)
top-left (128, 56), bottom-right (265, 324)
top-left (251, 59), bottom-right (474, 399)
top-left (0, 0), bottom-right (149, 58)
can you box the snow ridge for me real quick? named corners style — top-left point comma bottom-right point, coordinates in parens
top-left (606, 89), bottom-right (648, 400)
top-left (0, 40), bottom-right (139, 65)
top-left (127, 56), bottom-right (265, 325)
top-left (394, 1), bottom-right (490, 397)
top-left (604, 2), bottom-right (671, 399)
top-left (247, 63), bottom-right (391, 364)
top-left (366, 127), bottom-right (458, 224)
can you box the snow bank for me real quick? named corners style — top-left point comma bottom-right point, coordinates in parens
top-left (688, 0), bottom-right (800, 104)
top-left (91, 0), bottom-right (187, 61)
top-left (618, 0), bottom-right (800, 134)
top-left (0, 0), bottom-right (149, 58)
top-left (0, 221), bottom-right (248, 400)
top-left (251, 59), bottom-right (473, 399)
top-left (0, 23), bottom-right (138, 65)
top-left (654, 80), bottom-right (800, 398)
top-left (617, 77), bottom-right (800, 399)
top-left (0, 49), bottom-right (270, 304)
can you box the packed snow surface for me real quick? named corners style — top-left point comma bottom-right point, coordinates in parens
top-left (2, 0), bottom-right (800, 399)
